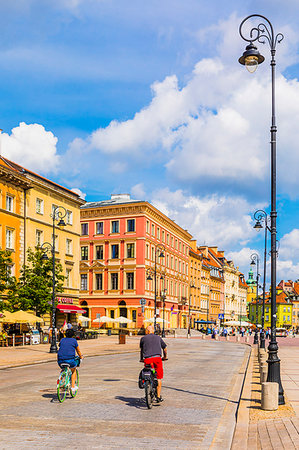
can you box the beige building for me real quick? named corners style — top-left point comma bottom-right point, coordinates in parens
top-left (222, 259), bottom-right (248, 323)
top-left (1, 157), bottom-right (85, 327)
top-left (189, 240), bottom-right (203, 326)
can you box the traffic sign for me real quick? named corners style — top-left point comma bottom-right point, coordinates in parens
top-left (140, 298), bottom-right (146, 305)
top-left (218, 314), bottom-right (224, 320)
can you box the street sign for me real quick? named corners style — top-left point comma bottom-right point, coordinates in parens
top-left (218, 314), bottom-right (224, 320)
top-left (141, 305), bottom-right (145, 314)
top-left (140, 298), bottom-right (146, 305)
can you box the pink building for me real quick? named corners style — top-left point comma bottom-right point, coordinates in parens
top-left (79, 194), bottom-right (192, 330)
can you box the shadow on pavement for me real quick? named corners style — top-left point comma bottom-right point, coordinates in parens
top-left (42, 393), bottom-right (60, 403)
top-left (164, 385), bottom-right (238, 404)
top-left (115, 395), bottom-right (153, 409)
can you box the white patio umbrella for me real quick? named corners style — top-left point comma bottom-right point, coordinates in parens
top-left (78, 315), bottom-right (91, 322)
top-left (93, 316), bottom-right (115, 323)
top-left (224, 320), bottom-right (253, 327)
top-left (143, 318), bottom-right (154, 323)
top-left (114, 316), bottom-right (131, 323)
top-left (156, 317), bottom-right (170, 324)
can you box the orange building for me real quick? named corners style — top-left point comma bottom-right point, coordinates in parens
top-left (0, 157), bottom-right (31, 279)
top-left (79, 194), bottom-right (193, 330)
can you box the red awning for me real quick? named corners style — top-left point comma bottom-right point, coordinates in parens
top-left (56, 305), bottom-right (86, 314)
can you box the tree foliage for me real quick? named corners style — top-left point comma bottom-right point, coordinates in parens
top-left (6, 247), bottom-right (65, 316)
top-left (0, 249), bottom-right (15, 311)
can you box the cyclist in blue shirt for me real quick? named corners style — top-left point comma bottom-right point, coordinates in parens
top-left (57, 328), bottom-right (83, 395)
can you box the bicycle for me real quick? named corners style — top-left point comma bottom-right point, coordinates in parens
top-left (139, 363), bottom-right (158, 409)
top-left (57, 356), bottom-right (80, 403)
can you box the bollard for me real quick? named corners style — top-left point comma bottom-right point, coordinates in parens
top-left (245, 336), bottom-right (249, 343)
top-left (226, 335), bottom-right (230, 341)
top-left (202, 334), bottom-right (206, 340)
top-left (260, 369), bottom-right (267, 384)
top-left (215, 335), bottom-right (219, 340)
top-left (260, 363), bottom-right (267, 375)
top-left (237, 336), bottom-right (240, 342)
top-left (261, 382), bottom-right (278, 410)
top-left (13, 334), bottom-right (15, 347)
top-left (174, 330), bottom-right (176, 339)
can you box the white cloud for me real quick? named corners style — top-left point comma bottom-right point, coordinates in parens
top-left (71, 188), bottom-right (86, 199)
top-left (131, 183), bottom-right (146, 199)
top-left (279, 229), bottom-right (299, 260)
top-left (149, 187), bottom-right (260, 249)
top-left (1, 122), bottom-right (60, 174)
top-left (70, 15), bottom-right (299, 199)
top-left (226, 247), bottom-right (260, 274)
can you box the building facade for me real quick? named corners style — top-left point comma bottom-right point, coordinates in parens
top-left (0, 157), bottom-right (85, 327)
top-left (79, 194), bottom-right (193, 330)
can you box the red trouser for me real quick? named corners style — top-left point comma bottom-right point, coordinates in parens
top-left (144, 356), bottom-right (163, 379)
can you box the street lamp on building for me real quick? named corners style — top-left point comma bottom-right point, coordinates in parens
top-left (253, 209), bottom-right (271, 349)
top-left (188, 280), bottom-right (195, 338)
top-left (146, 244), bottom-right (165, 332)
top-left (41, 205), bottom-right (66, 353)
top-left (250, 253), bottom-right (260, 345)
top-left (239, 14), bottom-right (285, 404)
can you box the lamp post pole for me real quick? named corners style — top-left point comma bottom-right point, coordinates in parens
top-left (250, 253), bottom-right (260, 346)
top-left (161, 285), bottom-right (167, 338)
top-left (146, 244), bottom-right (165, 333)
top-left (253, 210), bottom-right (271, 349)
top-left (44, 206), bottom-right (67, 353)
top-left (239, 14), bottom-right (285, 404)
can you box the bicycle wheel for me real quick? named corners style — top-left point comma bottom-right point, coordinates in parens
top-left (145, 380), bottom-right (153, 409)
top-left (57, 369), bottom-right (68, 403)
top-left (70, 369), bottom-right (79, 398)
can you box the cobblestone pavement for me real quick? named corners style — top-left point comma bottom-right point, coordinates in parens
top-left (0, 339), bottom-right (247, 449)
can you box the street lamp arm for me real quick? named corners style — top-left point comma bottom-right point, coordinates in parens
top-left (239, 14), bottom-right (283, 50)
top-left (40, 241), bottom-right (54, 254)
top-left (51, 205), bottom-right (67, 222)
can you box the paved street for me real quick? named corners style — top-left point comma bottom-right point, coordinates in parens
top-left (0, 339), bottom-right (247, 449)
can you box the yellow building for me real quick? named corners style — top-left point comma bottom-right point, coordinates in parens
top-left (0, 157), bottom-right (31, 278)
top-left (189, 240), bottom-right (203, 327)
top-left (1, 157), bottom-right (85, 327)
top-left (249, 291), bottom-right (293, 329)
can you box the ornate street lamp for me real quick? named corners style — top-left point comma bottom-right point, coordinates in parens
top-left (146, 244), bottom-right (165, 332)
top-left (239, 14), bottom-right (285, 404)
top-left (253, 210), bottom-right (271, 349)
top-left (188, 280), bottom-right (195, 338)
top-left (41, 205), bottom-right (66, 353)
top-left (250, 253), bottom-right (260, 345)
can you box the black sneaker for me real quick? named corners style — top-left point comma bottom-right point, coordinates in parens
top-left (156, 396), bottom-right (164, 403)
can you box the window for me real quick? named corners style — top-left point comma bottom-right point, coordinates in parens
top-left (6, 229), bottom-right (14, 249)
top-left (81, 246), bottom-right (88, 260)
top-left (35, 230), bottom-right (43, 247)
top-left (80, 274), bottom-right (87, 290)
top-left (95, 273), bottom-right (103, 290)
top-left (152, 224), bottom-right (155, 236)
top-left (288, 307), bottom-right (290, 312)
top-left (96, 222), bottom-right (103, 234)
top-left (146, 220), bottom-right (149, 233)
top-left (157, 227), bottom-right (160, 239)
top-left (283, 315), bottom-right (286, 322)
top-left (111, 244), bottom-right (119, 259)
top-left (146, 244), bottom-right (149, 259)
top-left (127, 219), bottom-right (135, 232)
top-left (127, 272), bottom-right (134, 290)
top-left (167, 234), bottom-right (169, 245)
top-left (52, 234), bottom-right (58, 251)
top-left (66, 210), bottom-right (73, 225)
top-left (111, 221), bottom-right (119, 233)
top-left (81, 223), bottom-right (88, 235)
top-left (283, 307), bottom-right (286, 312)
top-left (127, 243), bottom-right (135, 258)
top-left (36, 198), bottom-right (44, 214)
top-left (95, 245), bottom-right (103, 260)
top-left (162, 230), bottom-right (165, 242)
top-left (111, 273), bottom-right (118, 290)
top-left (66, 239), bottom-right (72, 255)
top-left (287, 315), bottom-right (290, 321)
top-left (132, 310), bottom-right (137, 322)
top-left (6, 195), bottom-right (13, 212)
top-left (110, 310), bottom-right (115, 319)
top-left (66, 269), bottom-right (71, 287)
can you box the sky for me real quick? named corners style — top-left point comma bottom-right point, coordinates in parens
top-left (1, 0), bottom-right (299, 284)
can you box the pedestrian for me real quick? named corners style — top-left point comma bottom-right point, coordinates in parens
top-left (67, 322), bottom-right (73, 329)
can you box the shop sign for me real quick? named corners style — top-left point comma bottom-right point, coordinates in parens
top-left (57, 297), bottom-right (74, 304)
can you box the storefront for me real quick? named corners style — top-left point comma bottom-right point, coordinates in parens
top-left (56, 297), bottom-right (86, 328)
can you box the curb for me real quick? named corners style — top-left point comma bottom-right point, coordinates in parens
top-left (230, 346), bottom-right (254, 450)
top-left (210, 344), bottom-right (251, 449)
top-left (0, 349), bottom-right (139, 370)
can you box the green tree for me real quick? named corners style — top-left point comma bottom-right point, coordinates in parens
top-left (0, 249), bottom-right (16, 312)
top-left (7, 247), bottom-right (65, 317)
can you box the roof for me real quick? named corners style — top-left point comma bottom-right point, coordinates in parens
top-left (0, 156), bottom-right (83, 201)
top-left (81, 193), bottom-right (141, 208)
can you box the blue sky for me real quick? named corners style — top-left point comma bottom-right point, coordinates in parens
top-left (1, 0), bottom-right (299, 283)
